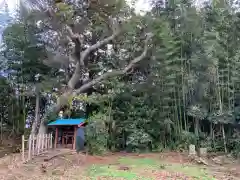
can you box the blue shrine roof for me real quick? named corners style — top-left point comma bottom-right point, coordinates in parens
top-left (48, 118), bottom-right (86, 126)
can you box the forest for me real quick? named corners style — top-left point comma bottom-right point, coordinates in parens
top-left (1, 0), bottom-right (240, 156)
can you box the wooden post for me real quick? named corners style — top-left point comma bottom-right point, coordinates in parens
top-left (45, 134), bottom-right (48, 150)
top-left (73, 126), bottom-right (77, 150)
top-left (43, 134), bottom-right (45, 150)
top-left (28, 135), bottom-right (32, 161)
top-left (42, 134), bottom-right (44, 151)
top-left (47, 134), bottom-right (49, 149)
top-left (37, 135), bottom-right (40, 155)
top-left (22, 135), bottom-right (25, 161)
top-left (39, 134), bottom-right (42, 153)
top-left (32, 135), bottom-right (35, 156)
top-left (41, 134), bottom-right (44, 151)
top-left (54, 127), bottom-right (58, 149)
top-left (43, 134), bottom-right (46, 151)
top-left (50, 133), bottom-right (53, 148)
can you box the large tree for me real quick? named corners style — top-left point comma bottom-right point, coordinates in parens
top-left (17, 0), bottom-right (153, 134)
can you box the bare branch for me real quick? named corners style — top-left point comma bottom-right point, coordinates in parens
top-left (67, 18), bottom-right (122, 89)
top-left (67, 63), bottom-right (83, 89)
top-left (44, 9), bottom-right (121, 90)
top-left (65, 25), bottom-right (84, 43)
top-left (122, 33), bottom-right (153, 73)
top-left (79, 17), bottom-right (121, 66)
top-left (74, 33), bottom-right (153, 94)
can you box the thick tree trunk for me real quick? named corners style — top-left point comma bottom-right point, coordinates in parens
top-left (37, 91), bottom-right (72, 135)
top-left (194, 118), bottom-right (199, 137)
top-left (221, 124), bottom-right (227, 153)
top-left (38, 106), bottom-right (57, 135)
top-left (30, 93), bottom-right (40, 135)
top-left (38, 121), bottom-right (47, 134)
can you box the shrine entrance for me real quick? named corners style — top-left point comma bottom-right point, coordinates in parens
top-left (47, 118), bottom-right (86, 150)
top-left (58, 126), bottom-right (75, 149)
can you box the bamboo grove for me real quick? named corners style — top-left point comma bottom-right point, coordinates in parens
top-left (85, 0), bottom-right (240, 155)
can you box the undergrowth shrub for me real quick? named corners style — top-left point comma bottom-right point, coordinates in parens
top-left (228, 130), bottom-right (240, 157)
top-left (85, 113), bottom-right (109, 155)
top-left (175, 131), bottom-right (197, 150)
top-left (126, 129), bottom-right (152, 152)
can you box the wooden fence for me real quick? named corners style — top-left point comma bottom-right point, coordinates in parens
top-left (21, 133), bottom-right (53, 162)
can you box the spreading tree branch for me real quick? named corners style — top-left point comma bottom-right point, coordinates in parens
top-left (45, 7), bottom-right (122, 90)
top-left (40, 33), bottom-right (152, 126)
top-left (80, 17), bottom-right (121, 66)
top-left (67, 17), bottom-right (121, 89)
top-left (74, 33), bottom-right (153, 94)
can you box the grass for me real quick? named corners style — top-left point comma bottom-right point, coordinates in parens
top-left (86, 156), bottom-right (216, 179)
top-left (167, 164), bottom-right (214, 180)
top-left (86, 157), bottom-right (158, 179)
top-left (88, 165), bottom-right (147, 180)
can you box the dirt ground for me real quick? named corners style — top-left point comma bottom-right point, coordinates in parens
top-left (0, 149), bottom-right (240, 180)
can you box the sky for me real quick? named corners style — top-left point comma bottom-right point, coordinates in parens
top-left (2, 0), bottom-right (151, 14)
top-left (7, 0), bottom-right (19, 11)
top-left (1, 0), bottom-right (222, 14)
top-left (129, 0), bottom-right (151, 13)
top-left (0, 0), bottom-right (19, 13)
